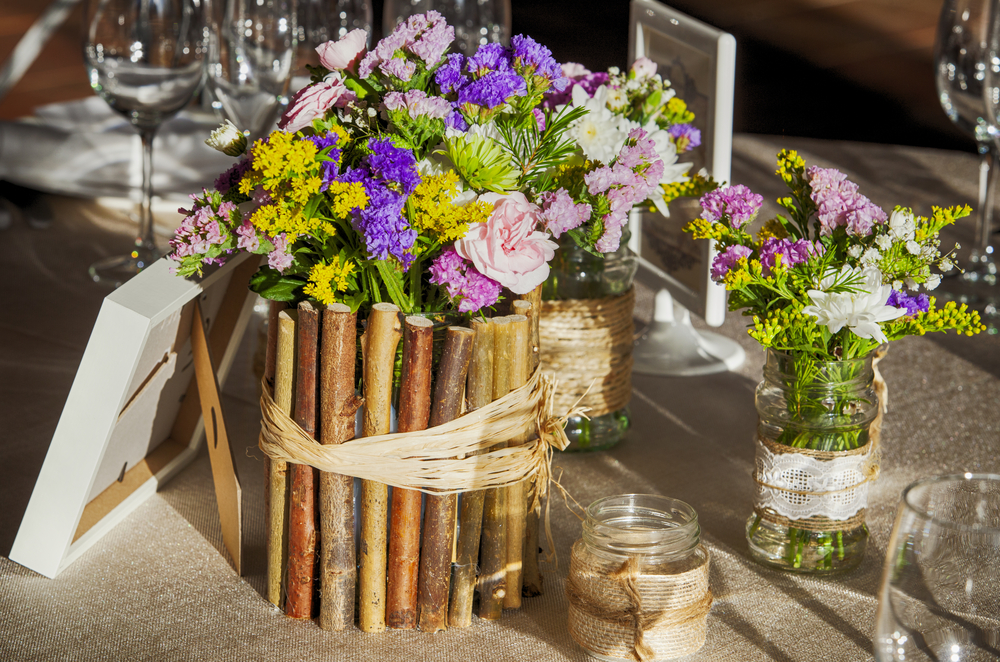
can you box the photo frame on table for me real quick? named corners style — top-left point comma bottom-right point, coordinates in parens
top-left (10, 254), bottom-right (260, 578)
top-left (627, 0), bottom-right (735, 326)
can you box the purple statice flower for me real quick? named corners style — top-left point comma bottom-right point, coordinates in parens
top-left (457, 68), bottom-right (527, 109)
top-left (467, 43), bottom-right (512, 74)
top-left (436, 53), bottom-right (468, 94)
top-left (358, 11), bottom-right (453, 80)
top-left (668, 124), bottom-right (701, 153)
top-left (887, 289), bottom-right (930, 316)
top-left (429, 247), bottom-right (502, 313)
top-left (542, 63), bottom-right (608, 108)
top-left (214, 157), bottom-right (252, 195)
top-left (807, 166), bottom-right (886, 237)
top-left (445, 109), bottom-right (468, 131)
top-left (235, 216), bottom-right (259, 251)
top-left (699, 185), bottom-right (763, 229)
top-left (532, 108), bottom-right (546, 132)
top-left (537, 188), bottom-right (591, 238)
top-left (268, 232), bottom-right (294, 272)
top-left (759, 237), bottom-right (820, 276)
top-left (170, 194), bottom-right (233, 259)
top-left (307, 132), bottom-right (343, 185)
top-left (380, 57), bottom-right (417, 82)
top-left (710, 244), bottom-right (753, 282)
top-left (383, 89), bottom-right (452, 119)
top-left (364, 139), bottom-right (422, 195)
top-left (510, 34), bottom-right (567, 92)
top-left (404, 11), bottom-right (454, 66)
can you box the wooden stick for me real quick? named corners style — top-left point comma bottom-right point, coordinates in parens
top-left (266, 308), bottom-right (295, 607)
top-left (386, 316), bottom-right (434, 629)
top-left (417, 326), bottom-right (475, 632)
top-left (512, 299), bottom-right (543, 598)
top-left (319, 303), bottom-right (360, 631)
top-left (448, 318), bottom-right (494, 628)
top-left (358, 303), bottom-right (402, 633)
top-left (287, 301), bottom-right (319, 619)
top-left (504, 314), bottom-right (531, 609)
top-left (478, 316), bottom-right (513, 620)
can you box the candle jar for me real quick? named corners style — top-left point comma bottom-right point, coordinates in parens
top-left (567, 494), bottom-right (711, 662)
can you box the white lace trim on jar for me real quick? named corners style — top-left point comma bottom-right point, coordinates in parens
top-left (753, 438), bottom-right (875, 521)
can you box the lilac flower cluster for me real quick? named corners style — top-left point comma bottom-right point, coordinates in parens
top-left (343, 139), bottom-right (422, 267)
top-left (758, 237), bottom-right (822, 276)
top-left (359, 10), bottom-right (454, 82)
top-left (383, 89), bottom-right (452, 119)
top-left (699, 185), bottom-right (763, 229)
top-left (668, 124), bottom-right (701, 153)
top-left (887, 289), bottom-right (930, 316)
top-left (542, 63), bottom-right (608, 108)
top-left (436, 45), bottom-right (527, 112)
top-left (537, 188), bottom-right (592, 238)
top-left (428, 247), bottom-right (502, 312)
top-left (214, 157), bottom-right (252, 196)
top-left (509, 35), bottom-right (567, 90)
top-left (583, 128), bottom-right (665, 252)
top-left (170, 195), bottom-right (238, 267)
top-left (807, 166), bottom-right (887, 237)
top-left (268, 233), bottom-right (294, 272)
top-left (307, 132), bottom-right (343, 187)
top-left (711, 244), bottom-right (753, 282)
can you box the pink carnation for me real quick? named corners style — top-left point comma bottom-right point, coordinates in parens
top-left (454, 192), bottom-right (557, 295)
top-left (316, 29), bottom-right (367, 73)
top-left (278, 79), bottom-right (356, 134)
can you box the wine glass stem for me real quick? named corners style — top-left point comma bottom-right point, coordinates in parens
top-left (973, 145), bottom-right (998, 265)
top-left (136, 127), bottom-right (158, 257)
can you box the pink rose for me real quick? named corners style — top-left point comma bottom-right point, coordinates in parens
top-left (561, 62), bottom-right (592, 78)
top-left (316, 29), bottom-right (367, 73)
top-left (630, 56), bottom-right (657, 80)
top-left (454, 192), bottom-right (557, 295)
top-left (278, 79), bottom-right (356, 134)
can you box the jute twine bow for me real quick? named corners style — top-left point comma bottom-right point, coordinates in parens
top-left (566, 543), bottom-right (712, 662)
top-left (258, 367), bottom-right (588, 560)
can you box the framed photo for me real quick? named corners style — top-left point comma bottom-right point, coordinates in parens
top-left (10, 255), bottom-right (259, 578)
top-left (628, 0), bottom-right (736, 326)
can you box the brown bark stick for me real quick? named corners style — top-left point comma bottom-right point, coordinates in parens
top-left (287, 302), bottom-right (319, 619)
top-left (504, 314), bottom-right (531, 609)
top-left (266, 308), bottom-right (295, 607)
top-left (386, 316), bottom-right (434, 629)
top-left (478, 316), bottom-right (513, 620)
top-left (319, 303), bottom-right (360, 631)
top-left (512, 300), bottom-right (544, 597)
top-left (448, 318), bottom-right (494, 628)
top-left (358, 303), bottom-right (402, 633)
top-left (417, 326), bottom-right (475, 633)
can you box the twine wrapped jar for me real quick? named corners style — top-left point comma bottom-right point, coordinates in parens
top-left (567, 495), bottom-right (712, 662)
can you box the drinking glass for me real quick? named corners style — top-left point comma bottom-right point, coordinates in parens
top-left (84, 0), bottom-right (206, 286)
top-left (206, 0), bottom-right (297, 143)
top-left (935, 0), bottom-right (998, 285)
top-left (382, 0), bottom-right (510, 55)
top-left (874, 474), bottom-right (1000, 661)
top-left (291, 0), bottom-right (372, 91)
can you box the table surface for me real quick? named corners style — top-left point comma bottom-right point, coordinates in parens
top-left (1, 133), bottom-right (998, 662)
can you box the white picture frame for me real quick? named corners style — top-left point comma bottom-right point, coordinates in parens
top-left (627, 0), bottom-right (735, 327)
top-left (10, 254), bottom-right (259, 578)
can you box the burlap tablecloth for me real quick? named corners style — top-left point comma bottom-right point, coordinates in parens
top-left (1, 135), bottom-right (998, 661)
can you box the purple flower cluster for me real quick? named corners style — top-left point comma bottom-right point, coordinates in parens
top-left (584, 128), bottom-right (664, 252)
top-left (214, 157), bottom-right (252, 196)
top-left (235, 217), bottom-right (259, 251)
top-left (807, 166), bottom-right (887, 237)
top-left (510, 35), bottom-right (567, 92)
top-left (359, 10), bottom-right (454, 81)
top-left (758, 237), bottom-right (822, 276)
top-left (170, 195), bottom-right (238, 264)
top-left (383, 89), bottom-right (452, 119)
top-left (268, 232), bottom-right (294, 272)
top-left (668, 124), bottom-right (701, 153)
top-left (308, 132), bottom-right (344, 186)
top-left (428, 247), bottom-right (502, 312)
top-left (537, 188), bottom-right (592, 238)
top-left (887, 289), bottom-right (930, 316)
top-left (699, 185), bottom-right (763, 229)
top-left (543, 62), bottom-right (608, 108)
top-left (710, 244), bottom-right (753, 282)
top-left (343, 139), bottom-right (422, 267)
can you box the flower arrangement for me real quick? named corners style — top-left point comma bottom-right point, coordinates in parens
top-left (169, 12), bottom-right (666, 317)
top-left (685, 150), bottom-right (985, 573)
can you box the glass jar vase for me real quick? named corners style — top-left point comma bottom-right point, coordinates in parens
top-left (541, 232), bottom-right (637, 452)
top-left (568, 494), bottom-right (711, 661)
top-left (746, 349), bottom-right (880, 574)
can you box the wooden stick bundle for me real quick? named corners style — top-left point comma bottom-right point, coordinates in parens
top-left (386, 316), bottom-right (434, 629)
top-left (358, 303), bottom-right (402, 633)
top-left (287, 302), bottom-right (319, 619)
top-left (267, 308), bottom-right (295, 607)
top-left (319, 303), bottom-right (360, 631)
top-left (448, 318), bottom-right (494, 628)
top-left (503, 314), bottom-right (531, 609)
top-left (417, 326), bottom-right (474, 632)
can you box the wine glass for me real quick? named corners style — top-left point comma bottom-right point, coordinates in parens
top-left (84, 0), bottom-right (206, 286)
top-left (874, 474), bottom-right (1000, 661)
top-left (206, 0), bottom-right (297, 144)
top-left (292, 0), bottom-right (372, 91)
top-left (935, 0), bottom-right (998, 286)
